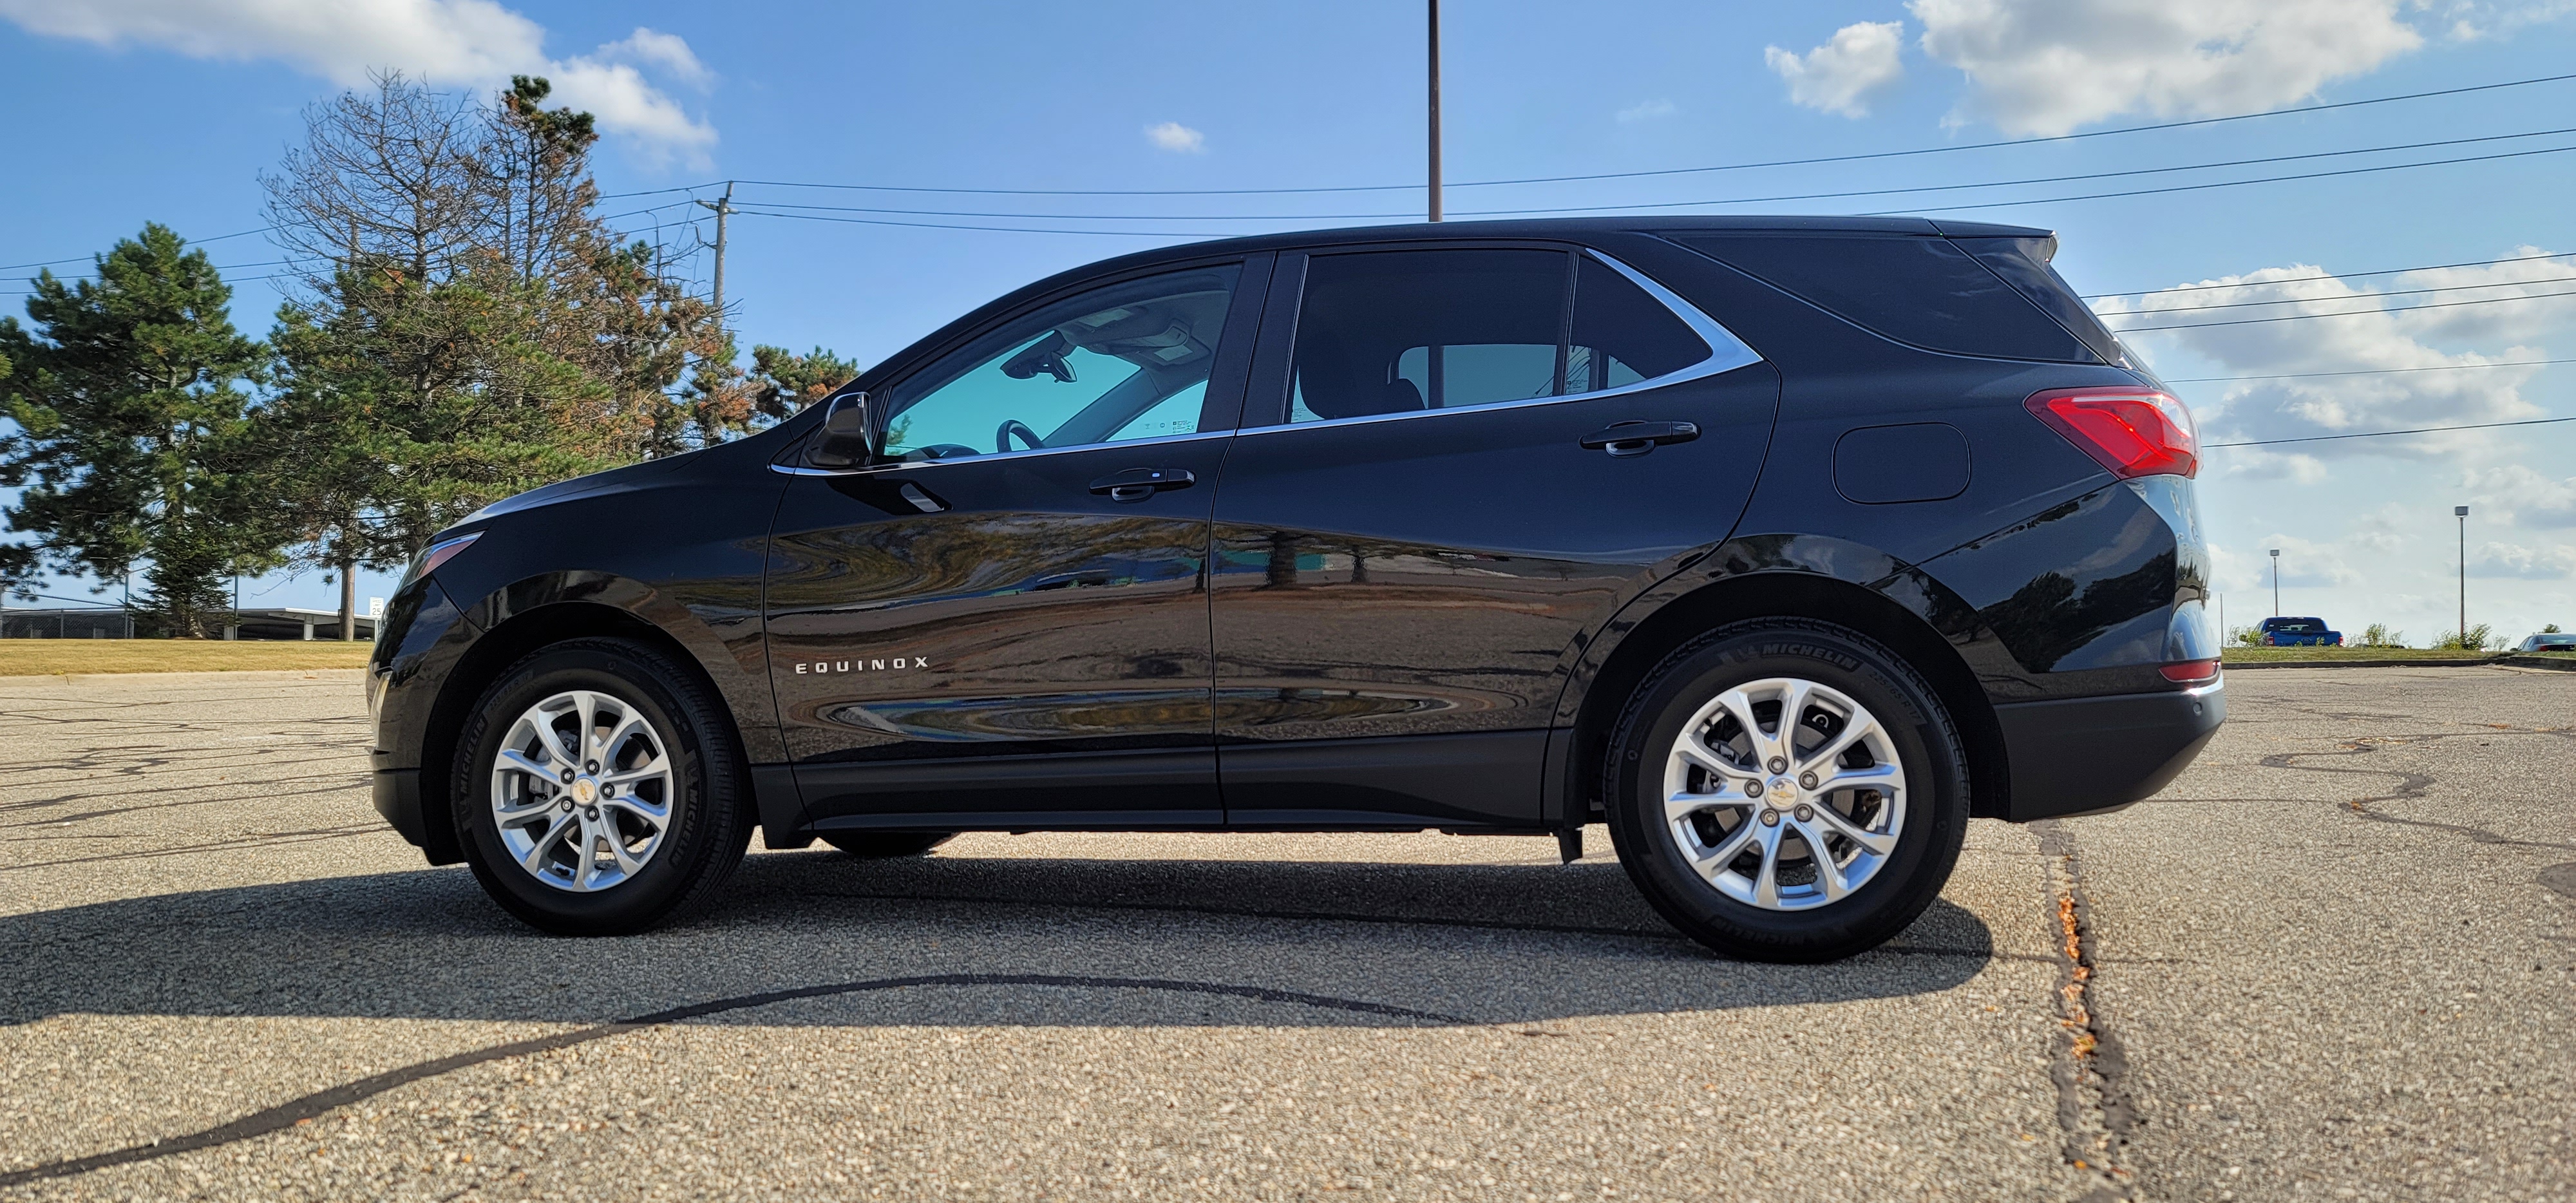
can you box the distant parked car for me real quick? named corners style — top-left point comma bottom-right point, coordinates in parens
top-left (2518, 632), bottom-right (2576, 652)
top-left (2259, 617), bottom-right (2342, 647)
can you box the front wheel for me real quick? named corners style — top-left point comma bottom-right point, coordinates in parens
top-left (452, 638), bottom-right (752, 936)
top-left (1602, 620), bottom-right (1969, 963)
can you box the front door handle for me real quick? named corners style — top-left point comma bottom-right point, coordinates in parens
top-left (1580, 420), bottom-right (1700, 458)
top-left (1088, 466), bottom-right (1197, 503)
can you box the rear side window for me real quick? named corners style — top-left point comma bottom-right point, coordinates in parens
top-left (1669, 232), bottom-right (2099, 363)
top-left (1290, 249), bottom-right (1568, 422)
top-left (1283, 249), bottom-right (1726, 424)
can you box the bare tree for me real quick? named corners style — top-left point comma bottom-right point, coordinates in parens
top-left (263, 71), bottom-right (484, 292)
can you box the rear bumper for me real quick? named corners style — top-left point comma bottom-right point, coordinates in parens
top-left (1993, 679), bottom-right (2224, 821)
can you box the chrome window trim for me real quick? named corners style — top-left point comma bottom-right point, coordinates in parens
top-left (1240, 248), bottom-right (1765, 439)
top-left (771, 428), bottom-right (1237, 478)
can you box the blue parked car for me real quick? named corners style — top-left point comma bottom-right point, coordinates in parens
top-left (2259, 616), bottom-right (2342, 647)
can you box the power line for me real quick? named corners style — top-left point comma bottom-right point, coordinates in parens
top-left (721, 70), bottom-right (2576, 198)
top-left (2116, 273), bottom-right (2576, 317)
top-left (726, 142), bottom-right (2576, 241)
top-left (719, 127), bottom-right (2576, 223)
top-left (2112, 286), bottom-right (2576, 332)
top-left (2165, 359), bottom-right (2576, 384)
top-left (0, 227), bottom-right (276, 272)
top-left (729, 207), bottom-right (1215, 238)
top-left (1874, 142), bottom-right (2576, 216)
top-left (2206, 414), bottom-right (2576, 448)
top-left (2085, 250), bottom-right (2574, 299)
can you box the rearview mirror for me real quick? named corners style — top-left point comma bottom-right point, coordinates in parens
top-left (806, 392), bottom-right (876, 469)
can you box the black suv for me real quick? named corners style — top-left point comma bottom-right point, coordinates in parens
top-left (369, 216), bottom-right (2222, 961)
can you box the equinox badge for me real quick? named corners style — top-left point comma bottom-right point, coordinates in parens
top-left (795, 657), bottom-right (930, 674)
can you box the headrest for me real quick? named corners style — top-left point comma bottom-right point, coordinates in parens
top-left (1306, 377), bottom-right (1425, 421)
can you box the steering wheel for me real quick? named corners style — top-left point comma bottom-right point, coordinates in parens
top-left (997, 419), bottom-right (1045, 453)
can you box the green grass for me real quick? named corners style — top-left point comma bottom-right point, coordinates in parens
top-left (2221, 645), bottom-right (2497, 663)
top-left (0, 639), bottom-right (375, 676)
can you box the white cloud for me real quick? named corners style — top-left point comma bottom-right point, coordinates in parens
top-left (2095, 247), bottom-right (2573, 476)
top-left (0, 0), bottom-right (716, 159)
top-left (595, 27), bottom-right (710, 91)
top-left (2467, 540), bottom-right (2576, 578)
top-left (1144, 121), bottom-right (1206, 153)
top-left (1908, 0), bottom-right (2422, 136)
top-left (1615, 99), bottom-right (1676, 123)
top-left (2462, 464), bottom-right (2576, 528)
top-left (1763, 21), bottom-right (1905, 118)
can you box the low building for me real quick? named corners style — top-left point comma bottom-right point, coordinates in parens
top-left (0, 607), bottom-right (376, 641)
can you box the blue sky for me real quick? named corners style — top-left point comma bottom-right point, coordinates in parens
top-left (3, 0), bottom-right (2572, 642)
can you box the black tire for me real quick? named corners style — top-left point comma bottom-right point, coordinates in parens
top-left (451, 638), bottom-right (752, 936)
top-left (1600, 619), bottom-right (1969, 963)
top-left (820, 831), bottom-right (956, 858)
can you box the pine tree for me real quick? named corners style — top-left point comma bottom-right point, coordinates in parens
top-left (0, 225), bottom-right (274, 636)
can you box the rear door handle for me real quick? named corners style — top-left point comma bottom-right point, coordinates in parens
top-left (1580, 421), bottom-right (1700, 458)
top-left (1088, 466), bottom-right (1197, 503)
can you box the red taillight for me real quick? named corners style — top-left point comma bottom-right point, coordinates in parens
top-left (2026, 387), bottom-right (2198, 479)
top-left (2159, 659), bottom-right (2219, 683)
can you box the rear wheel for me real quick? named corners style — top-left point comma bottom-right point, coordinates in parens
top-left (820, 831), bottom-right (956, 858)
top-left (452, 638), bottom-right (751, 935)
top-left (1602, 619), bottom-right (1969, 962)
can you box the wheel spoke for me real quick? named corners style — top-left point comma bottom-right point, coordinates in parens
top-left (1797, 715), bottom-right (1877, 773)
top-left (1666, 790), bottom-right (1750, 824)
top-left (1748, 822), bottom-right (1786, 907)
top-left (606, 830), bottom-right (650, 876)
top-left (1711, 689), bottom-right (1771, 763)
top-left (1772, 679), bottom-right (1814, 761)
top-left (601, 755), bottom-right (668, 787)
top-left (493, 792), bottom-right (556, 824)
top-left (596, 708), bottom-right (647, 763)
top-left (497, 748), bottom-right (560, 782)
top-left (1683, 815), bottom-right (1763, 884)
top-left (1810, 804), bottom-right (1898, 857)
top-left (1674, 730), bottom-right (1745, 780)
top-left (604, 794), bottom-right (669, 828)
top-left (573, 693), bottom-right (600, 762)
top-left (1818, 763), bottom-right (1904, 797)
top-left (519, 812), bottom-right (576, 874)
top-left (527, 717), bottom-right (578, 771)
top-left (1789, 819), bottom-right (1854, 901)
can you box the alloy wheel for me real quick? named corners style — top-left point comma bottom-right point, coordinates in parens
top-left (1660, 676), bottom-right (1907, 911)
top-left (488, 689), bottom-right (676, 893)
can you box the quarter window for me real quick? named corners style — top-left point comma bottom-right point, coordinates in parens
top-left (881, 264), bottom-right (1242, 459)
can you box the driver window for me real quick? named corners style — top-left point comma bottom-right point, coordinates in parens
top-left (880, 264), bottom-right (1242, 460)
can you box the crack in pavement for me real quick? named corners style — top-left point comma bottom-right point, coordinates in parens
top-left (0, 974), bottom-right (1470, 1188)
top-left (2034, 820), bottom-right (2136, 1203)
top-left (2257, 734), bottom-right (2576, 853)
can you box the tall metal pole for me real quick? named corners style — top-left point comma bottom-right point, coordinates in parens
top-left (1426, 0), bottom-right (1442, 222)
top-left (2269, 549), bottom-right (2280, 617)
top-left (2456, 505), bottom-right (2469, 646)
top-left (697, 182), bottom-right (736, 324)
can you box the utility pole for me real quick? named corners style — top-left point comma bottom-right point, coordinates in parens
top-left (2269, 549), bottom-right (2280, 617)
top-left (1426, 0), bottom-right (1442, 222)
top-left (2456, 505), bottom-right (2470, 647)
top-left (697, 182), bottom-right (736, 325)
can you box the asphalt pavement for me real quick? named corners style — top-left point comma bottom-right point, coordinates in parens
top-left (1, 665), bottom-right (2568, 1201)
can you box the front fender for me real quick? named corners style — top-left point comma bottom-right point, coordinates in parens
top-left (457, 569), bottom-right (784, 763)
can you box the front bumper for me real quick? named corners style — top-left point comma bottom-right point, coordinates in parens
top-left (1992, 679), bottom-right (2224, 821)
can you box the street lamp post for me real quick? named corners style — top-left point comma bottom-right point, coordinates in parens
top-left (2269, 549), bottom-right (2281, 618)
top-left (2456, 505), bottom-right (2469, 649)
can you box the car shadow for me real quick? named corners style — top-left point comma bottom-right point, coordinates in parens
top-left (2, 849), bottom-right (2004, 1030)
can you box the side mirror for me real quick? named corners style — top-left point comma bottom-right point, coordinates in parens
top-left (806, 392), bottom-right (875, 469)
